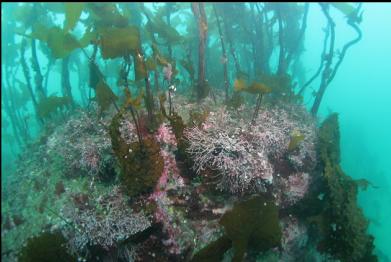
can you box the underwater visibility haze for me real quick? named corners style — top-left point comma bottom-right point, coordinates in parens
top-left (1, 2), bottom-right (391, 261)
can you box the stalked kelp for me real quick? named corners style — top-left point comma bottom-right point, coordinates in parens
top-left (233, 78), bottom-right (273, 124)
top-left (192, 3), bottom-right (209, 101)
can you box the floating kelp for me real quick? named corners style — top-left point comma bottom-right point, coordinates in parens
top-left (145, 16), bottom-right (183, 45)
top-left (234, 78), bottom-right (272, 95)
top-left (331, 3), bottom-right (358, 18)
top-left (180, 58), bottom-right (195, 80)
top-left (134, 51), bottom-right (148, 80)
top-left (95, 79), bottom-right (117, 113)
top-left (64, 3), bottom-right (84, 32)
top-left (78, 28), bottom-right (98, 48)
top-left (99, 26), bottom-right (141, 59)
top-left (36, 95), bottom-right (71, 119)
top-left (151, 43), bottom-right (170, 67)
top-left (87, 3), bottom-right (128, 28)
top-left (246, 82), bottom-right (272, 94)
top-left (233, 78), bottom-right (247, 92)
top-left (26, 25), bottom-right (80, 59)
top-left (145, 57), bottom-right (157, 71)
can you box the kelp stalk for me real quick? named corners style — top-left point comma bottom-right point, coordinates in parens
top-left (285, 3), bottom-right (309, 70)
top-left (43, 58), bottom-right (54, 97)
top-left (277, 6), bottom-right (286, 75)
top-left (311, 3), bottom-right (362, 115)
top-left (31, 39), bottom-right (45, 98)
top-left (250, 3), bottom-right (262, 76)
top-left (3, 64), bottom-right (30, 143)
top-left (298, 18), bottom-right (330, 96)
top-left (1, 78), bottom-right (23, 146)
top-left (311, 4), bottom-right (335, 115)
top-left (154, 70), bottom-right (160, 92)
top-left (61, 56), bottom-right (74, 105)
top-left (75, 57), bottom-right (88, 106)
top-left (192, 3), bottom-right (208, 101)
top-left (168, 88), bottom-right (174, 116)
top-left (326, 15), bottom-right (362, 84)
top-left (136, 48), bottom-right (156, 128)
top-left (129, 105), bottom-right (143, 146)
top-left (21, 39), bottom-right (43, 124)
top-left (166, 3), bottom-right (173, 59)
top-left (251, 93), bottom-right (263, 125)
top-left (213, 4), bottom-right (229, 102)
top-left (222, 12), bottom-right (241, 74)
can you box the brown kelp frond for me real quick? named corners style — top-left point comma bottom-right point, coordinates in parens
top-left (95, 79), bottom-right (118, 113)
top-left (98, 26), bottom-right (141, 59)
top-left (36, 95), bottom-right (71, 119)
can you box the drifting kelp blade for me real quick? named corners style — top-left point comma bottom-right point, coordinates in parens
top-left (87, 3), bottom-right (128, 28)
top-left (145, 57), bottom-right (157, 71)
top-left (331, 3), bottom-right (357, 17)
top-left (47, 27), bottom-right (80, 59)
top-left (64, 3), bottom-right (84, 32)
top-left (78, 29), bottom-right (97, 48)
top-left (29, 23), bottom-right (49, 42)
top-left (99, 26), bottom-right (140, 59)
top-left (234, 78), bottom-right (247, 92)
top-left (133, 53), bottom-right (148, 81)
top-left (247, 82), bottom-right (272, 94)
top-left (37, 96), bottom-right (71, 119)
top-left (96, 80), bottom-right (118, 112)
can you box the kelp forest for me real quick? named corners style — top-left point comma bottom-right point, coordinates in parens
top-left (1, 3), bottom-right (378, 262)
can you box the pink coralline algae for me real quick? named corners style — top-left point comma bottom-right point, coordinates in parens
top-left (286, 172), bottom-right (310, 203)
top-left (46, 111), bottom-right (114, 178)
top-left (153, 123), bottom-right (183, 191)
top-left (251, 105), bottom-right (317, 170)
top-left (62, 186), bottom-right (151, 254)
top-left (184, 105), bottom-right (317, 195)
top-left (79, 143), bottom-right (100, 173)
top-left (184, 108), bottom-right (273, 194)
top-left (273, 172), bottom-right (311, 208)
top-left (280, 216), bottom-right (308, 260)
top-left (147, 127), bottom-right (185, 254)
top-left (156, 123), bottom-right (177, 148)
